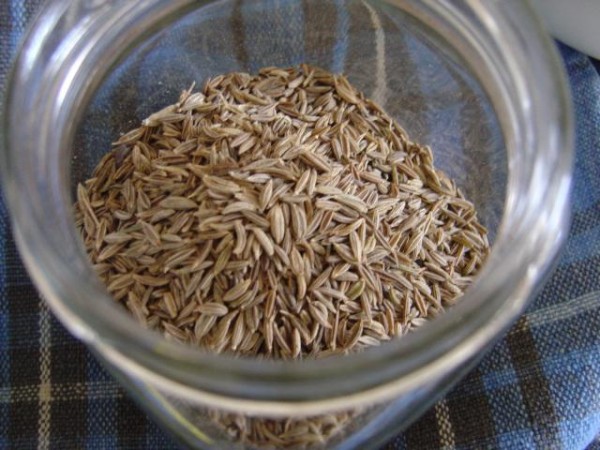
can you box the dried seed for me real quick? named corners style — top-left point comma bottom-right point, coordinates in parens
top-left (202, 175), bottom-right (241, 194)
top-left (332, 194), bottom-right (368, 214)
top-left (197, 302), bottom-right (229, 317)
top-left (290, 206), bottom-right (307, 241)
top-left (349, 231), bottom-right (363, 262)
top-left (104, 232), bottom-right (133, 245)
top-left (270, 205), bottom-right (285, 244)
top-left (222, 201), bottom-right (257, 215)
top-left (260, 179), bottom-right (273, 210)
top-left (213, 243), bottom-right (234, 275)
top-left (159, 196), bottom-right (197, 210)
top-left (194, 314), bottom-right (217, 340)
top-left (251, 227), bottom-right (275, 256)
top-left (232, 220), bottom-right (247, 256)
top-left (141, 221), bottom-right (161, 246)
top-left (223, 279), bottom-right (253, 302)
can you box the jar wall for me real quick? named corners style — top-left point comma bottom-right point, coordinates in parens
top-left (102, 348), bottom-right (482, 450)
top-left (2, 1), bottom-right (571, 449)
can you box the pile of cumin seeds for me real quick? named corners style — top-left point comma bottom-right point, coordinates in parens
top-left (75, 64), bottom-right (489, 448)
top-left (75, 63), bottom-right (490, 356)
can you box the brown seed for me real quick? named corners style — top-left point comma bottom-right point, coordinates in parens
top-left (332, 194), bottom-right (368, 214)
top-left (213, 243), bottom-right (233, 275)
top-left (104, 232), bottom-right (133, 244)
top-left (141, 221), bottom-right (161, 246)
top-left (159, 196), bottom-right (197, 210)
top-left (251, 227), bottom-right (275, 256)
top-left (349, 231), bottom-right (363, 262)
top-left (223, 279), bottom-right (253, 302)
top-left (270, 205), bottom-right (285, 244)
top-left (194, 314), bottom-right (217, 340)
top-left (222, 201), bottom-right (257, 215)
top-left (197, 302), bottom-right (229, 317)
top-left (260, 179), bottom-right (273, 210)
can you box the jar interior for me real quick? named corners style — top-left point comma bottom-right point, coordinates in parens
top-left (71, 0), bottom-right (506, 247)
top-left (65, 0), bottom-right (509, 408)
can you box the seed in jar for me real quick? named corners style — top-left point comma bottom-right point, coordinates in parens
top-left (74, 64), bottom-right (490, 449)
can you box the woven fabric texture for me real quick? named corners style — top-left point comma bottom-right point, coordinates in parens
top-left (1, 1), bottom-right (600, 449)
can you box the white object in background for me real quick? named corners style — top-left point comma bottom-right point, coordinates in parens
top-left (531, 0), bottom-right (600, 58)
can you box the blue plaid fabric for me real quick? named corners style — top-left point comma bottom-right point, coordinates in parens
top-left (2, 1), bottom-right (600, 449)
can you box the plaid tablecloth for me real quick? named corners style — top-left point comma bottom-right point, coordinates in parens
top-left (2, 1), bottom-right (600, 449)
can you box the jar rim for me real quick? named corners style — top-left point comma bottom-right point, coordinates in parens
top-left (1, 0), bottom-right (572, 414)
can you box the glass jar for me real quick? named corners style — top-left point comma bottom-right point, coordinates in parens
top-left (1, 0), bottom-right (572, 448)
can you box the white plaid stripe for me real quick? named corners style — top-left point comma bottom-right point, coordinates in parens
top-left (37, 300), bottom-right (51, 450)
top-left (434, 399), bottom-right (456, 450)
